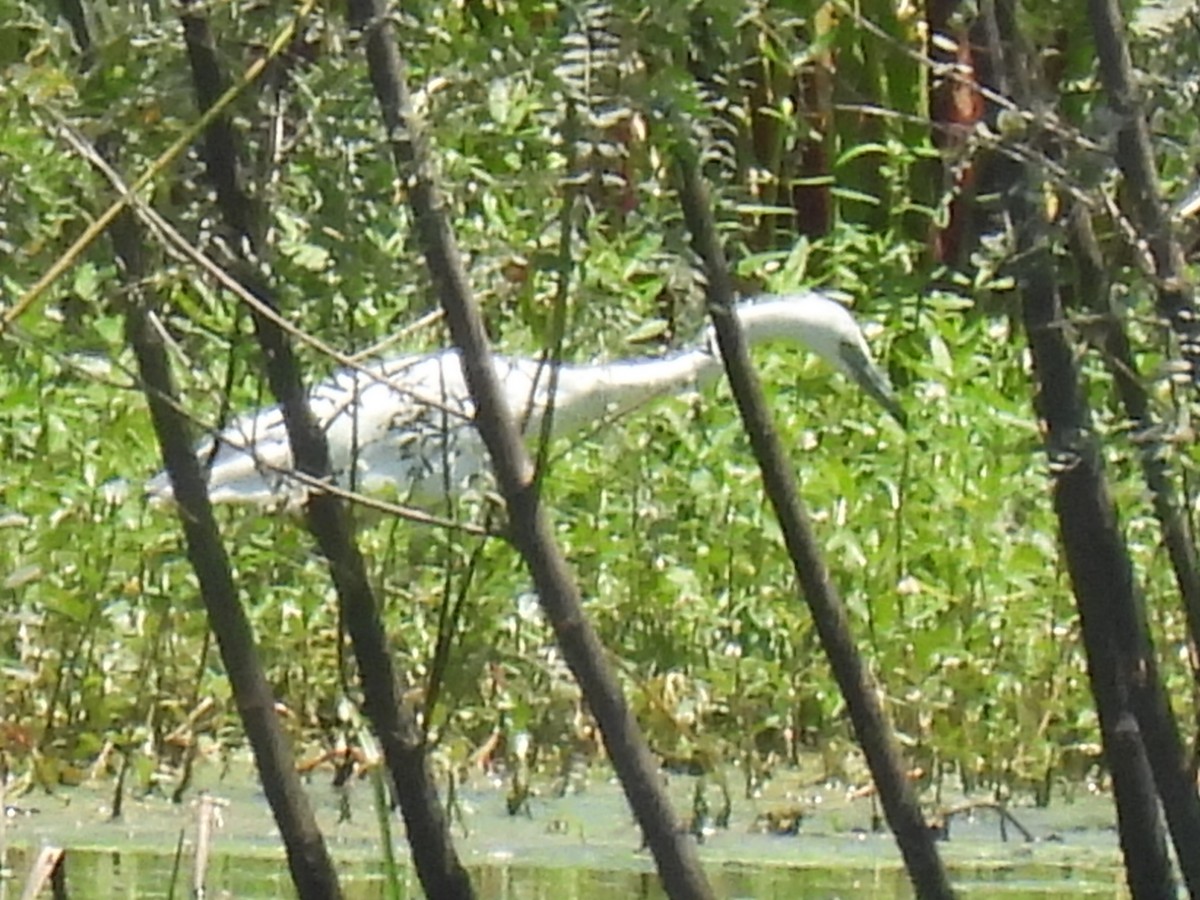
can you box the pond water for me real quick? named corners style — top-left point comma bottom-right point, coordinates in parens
top-left (1, 756), bottom-right (1127, 898)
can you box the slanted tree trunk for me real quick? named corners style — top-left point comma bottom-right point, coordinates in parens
top-left (673, 139), bottom-right (956, 900)
top-left (114, 209), bottom-right (343, 900)
top-left (1087, 0), bottom-right (1200, 384)
top-left (55, 2), bottom-right (343, 891)
top-left (176, 8), bottom-right (474, 897)
top-left (343, 2), bottom-right (716, 898)
top-left (989, 1), bottom-right (1192, 895)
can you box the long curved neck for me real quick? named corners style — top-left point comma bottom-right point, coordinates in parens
top-left (531, 297), bottom-right (828, 440)
top-left (719, 296), bottom-right (823, 350)
top-left (537, 347), bottom-right (723, 437)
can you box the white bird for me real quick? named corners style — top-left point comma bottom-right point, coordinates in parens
top-left (146, 292), bottom-right (904, 510)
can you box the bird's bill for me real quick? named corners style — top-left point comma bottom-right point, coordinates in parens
top-left (839, 344), bottom-right (907, 428)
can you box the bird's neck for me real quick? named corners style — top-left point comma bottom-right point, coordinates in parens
top-left (538, 348), bottom-right (722, 436)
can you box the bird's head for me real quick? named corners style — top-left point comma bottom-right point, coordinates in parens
top-left (732, 292), bottom-right (907, 427)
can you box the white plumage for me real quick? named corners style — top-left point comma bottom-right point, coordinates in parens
top-left (146, 292), bottom-right (903, 509)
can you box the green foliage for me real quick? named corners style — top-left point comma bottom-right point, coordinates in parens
top-left (0, 0), bottom-right (1195, 814)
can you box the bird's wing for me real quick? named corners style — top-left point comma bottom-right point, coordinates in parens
top-left (145, 350), bottom-right (558, 508)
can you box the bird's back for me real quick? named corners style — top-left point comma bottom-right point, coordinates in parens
top-left (146, 350), bottom-right (558, 508)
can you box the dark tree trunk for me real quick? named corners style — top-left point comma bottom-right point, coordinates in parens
top-left (674, 141), bottom-right (956, 900)
top-left (1078, 1), bottom-right (1200, 889)
top-left (1008, 161), bottom-right (1177, 900)
top-left (55, 0), bottom-right (343, 891)
top-left (113, 209), bottom-right (343, 900)
top-left (342, 2), bottom-right (716, 898)
top-left (1065, 206), bottom-right (1200, 682)
top-left (176, 9), bottom-right (474, 898)
top-left (989, 2), bottom-right (1191, 895)
top-left (1087, 0), bottom-right (1200, 385)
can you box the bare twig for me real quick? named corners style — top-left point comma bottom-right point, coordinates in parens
top-left (18, 846), bottom-right (65, 900)
top-left (938, 800), bottom-right (1034, 843)
top-left (3, 2), bottom-right (316, 332)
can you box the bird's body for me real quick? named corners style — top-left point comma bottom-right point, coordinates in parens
top-left (146, 292), bottom-right (903, 509)
top-left (150, 348), bottom-right (716, 507)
